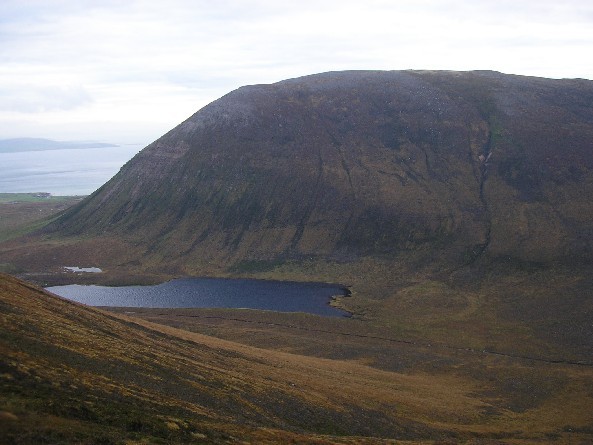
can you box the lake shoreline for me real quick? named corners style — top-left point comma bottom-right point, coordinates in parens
top-left (47, 276), bottom-right (352, 318)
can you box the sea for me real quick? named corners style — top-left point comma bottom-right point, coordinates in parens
top-left (0, 144), bottom-right (144, 196)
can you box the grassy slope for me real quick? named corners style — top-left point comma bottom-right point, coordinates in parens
top-left (2, 273), bottom-right (593, 444)
top-left (0, 273), bottom-right (432, 444)
top-left (1, 72), bottom-right (593, 443)
top-left (39, 72), bottom-right (593, 271)
top-left (0, 194), bottom-right (83, 246)
top-left (0, 72), bottom-right (586, 364)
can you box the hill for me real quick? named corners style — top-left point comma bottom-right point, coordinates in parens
top-left (1, 71), bottom-right (593, 443)
top-left (1, 70), bottom-right (592, 365)
top-left (45, 70), bottom-right (593, 268)
top-left (2, 273), bottom-right (593, 444)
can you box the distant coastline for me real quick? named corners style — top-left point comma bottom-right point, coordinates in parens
top-left (0, 138), bottom-right (118, 153)
top-left (0, 141), bottom-right (142, 195)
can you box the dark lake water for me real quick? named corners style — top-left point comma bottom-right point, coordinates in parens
top-left (47, 278), bottom-right (350, 317)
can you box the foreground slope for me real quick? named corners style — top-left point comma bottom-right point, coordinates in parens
top-left (0, 273), bottom-right (446, 443)
top-left (2, 273), bottom-right (593, 444)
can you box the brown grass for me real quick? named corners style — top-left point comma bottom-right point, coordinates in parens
top-left (1, 197), bottom-right (593, 443)
top-left (2, 273), bottom-right (592, 444)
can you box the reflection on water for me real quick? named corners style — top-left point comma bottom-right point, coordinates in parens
top-left (47, 277), bottom-right (350, 317)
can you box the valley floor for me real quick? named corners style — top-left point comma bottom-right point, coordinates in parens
top-left (1, 196), bottom-right (593, 443)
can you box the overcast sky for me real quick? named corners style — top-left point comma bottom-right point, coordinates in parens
top-left (2, 0), bottom-right (593, 146)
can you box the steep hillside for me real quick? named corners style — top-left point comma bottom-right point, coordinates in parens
top-left (2, 273), bottom-right (593, 444)
top-left (0, 273), bottom-right (444, 443)
top-left (44, 70), bottom-right (593, 270)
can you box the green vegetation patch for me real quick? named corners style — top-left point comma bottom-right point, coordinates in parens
top-left (0, 193), bottom-right (84, 203)
top-left (0, 194), bottom-right (83, 242)
top-left (229, 258), bottom-right (287, 273)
